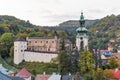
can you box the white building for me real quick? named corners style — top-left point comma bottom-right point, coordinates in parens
top-left (76, 12), bottom-right (88, 51)
top-left (14, 36), bottom-right (72, 64)
top-left (14, 37), bottom-right (59, 64)
top-left (16, 68), bottom-right (32, 80)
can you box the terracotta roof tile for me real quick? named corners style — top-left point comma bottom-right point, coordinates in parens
top-left (35, 74), bottom-right (50, 80)
top-left (16, 68), bottom-right (31, 78)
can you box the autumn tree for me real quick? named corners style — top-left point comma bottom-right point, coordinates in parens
top-left (93, 68), bottom-right (104, 80)
top-left (78, 50), bottom-right (94, 73)
top-left (109, 57), bottom-right (119, 69)
top-left (103, 69), bottom-right (114, 80)
top-left (15, 32), bottom-right (27, 39)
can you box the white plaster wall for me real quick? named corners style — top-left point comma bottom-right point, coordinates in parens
top-left (76, 37), bottom-right (88, 51)
top-left (24, 51), bottom-right (58, 62)
top-left (76, 38), bottom-right (80, 50)
top-left (14, 41), bottom-right (27, 64)
top-left (83, 37), bottom-right (88, 49)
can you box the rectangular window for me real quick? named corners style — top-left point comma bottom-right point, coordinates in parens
top-left (46, 41), bottom-right (48, 43)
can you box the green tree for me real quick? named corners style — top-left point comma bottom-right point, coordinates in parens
top-left (58, 38), bottom-right (69, 80)
top-left (57, 30), bottom-right (67, 39)
top-left (10, 46), bottom-right (14, 58)
top-left (93, 68), bottom-right (104, 80)
top-left (109, 57), bottom-right (119, 69)
top-left (15, 32), bottom-right (27, 39)
top-left (0, 33), bottom-right (14, 58)
top-left (78, 50), bottom-right (94, 73)
top-left (58, 50), bottom-right (69, 74)
top-left (0, 26), bottom-right (5, 35)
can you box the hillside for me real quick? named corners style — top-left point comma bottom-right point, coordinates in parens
top-left (89, 14), bottom-right (120, 35)
top-left (88, 14), bottom-right (120, 50)
top-left (0, 15), bottom-right (42, 35)
top-left (59, 20), bottom-right (99, 27)
top-left (43, 19), bottom-right (98, 32)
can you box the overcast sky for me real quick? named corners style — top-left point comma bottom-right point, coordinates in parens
top-left (0, 0), bottom-right (120, 26)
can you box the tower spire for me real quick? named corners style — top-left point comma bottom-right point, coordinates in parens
top-left (76, 12), bottom-right (88, 51)
top-left (79, 12), bottom-right (85, 27)
top-left (80, 12), bottom-right (84, 21)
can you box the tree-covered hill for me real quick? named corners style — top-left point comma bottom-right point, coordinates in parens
top-left (43, 20), bottom-right (98, 32)
top-left (89, 14), bottom-right (120, 35)
top-left (88, 14), bottom-right (120, 50)
top-left (0, 15), bottom-right (42, 35)
top-left (59, 20), bottom-right (99, 27)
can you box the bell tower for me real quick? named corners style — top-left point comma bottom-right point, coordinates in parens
top-left (76, 12), bottom-right (88, 51)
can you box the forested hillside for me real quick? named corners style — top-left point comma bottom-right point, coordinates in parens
top-left (89, 14), bottom-right (120, 35)
top-left (44, 19), bottom-right (98, 32)
top-left (88, 14), bottom-right (120, 50)
top-left (0, 15), bottom-right (42, 35)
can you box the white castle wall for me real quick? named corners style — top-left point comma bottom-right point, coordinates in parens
top-left (14, 40), bottom-right (58, 64)
top-left (24, 51), bottom-right (58, 62)
top-left (14, 39), bottom-right (59, 64)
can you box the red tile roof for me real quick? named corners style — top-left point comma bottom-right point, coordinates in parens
top-left (16, 68), bottom-right (31, 78)
top-left (111, 69), bottom-right (120, 79)
top-left (35, 74), bottom-right (50, 80)
top-left (108, 46), bottom-right (113, 48)
top-left (100, 50), bottom-right (109, 53)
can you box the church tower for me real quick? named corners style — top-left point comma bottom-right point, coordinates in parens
top-left (76, 12), bottom-right (88, 51)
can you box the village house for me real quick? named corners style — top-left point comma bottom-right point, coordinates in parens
top-left (16, 68), bottom-right (32, 80)
top-left (35, 73), bottom-right (50, 80)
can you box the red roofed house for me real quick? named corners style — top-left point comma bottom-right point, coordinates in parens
top-left (16, 68), bottom-right (32, 80)
top-left (35, 74), bottom-right (50, 80)
top-left (111, 69), bottom-right (120, 80)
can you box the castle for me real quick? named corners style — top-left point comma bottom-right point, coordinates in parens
top-left (14, 12), bottom-right (88, 64)
top-left (14, 35), bottom-right (72, 64)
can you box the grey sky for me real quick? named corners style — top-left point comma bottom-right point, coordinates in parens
top-left (0, 0), bottom-right (120, 26)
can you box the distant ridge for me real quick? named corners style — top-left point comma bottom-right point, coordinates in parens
top-left (43, 19), bottom-right (99, 32)
top-left (59, 20), bottom-right (99, 27)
